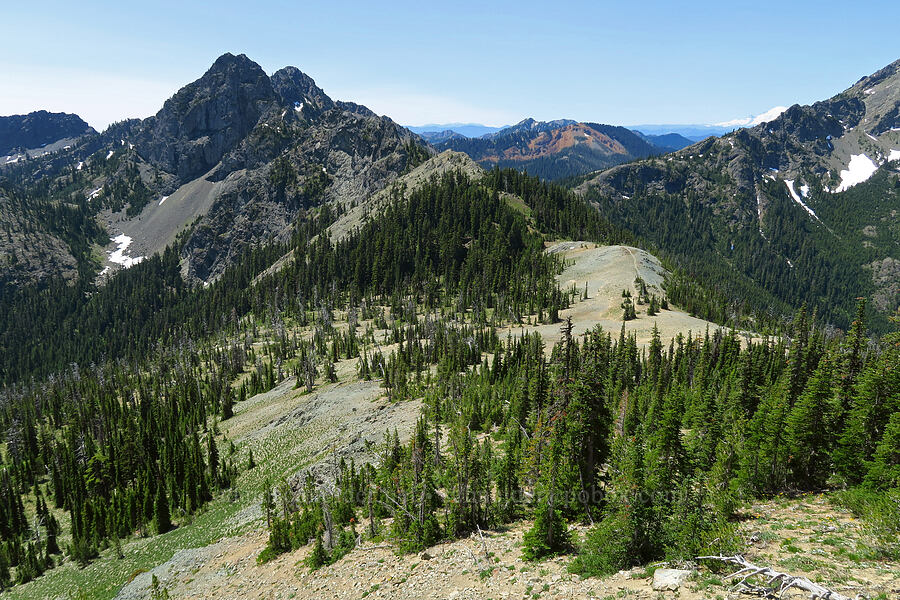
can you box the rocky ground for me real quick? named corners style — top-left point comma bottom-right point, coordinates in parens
top-left (115, 494), bottom-right (898, 600)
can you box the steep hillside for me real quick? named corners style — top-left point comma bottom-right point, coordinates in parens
top-left (576, 57), bottom-right (900, 330)
top-left (438, 118), bottom-right (663, 179)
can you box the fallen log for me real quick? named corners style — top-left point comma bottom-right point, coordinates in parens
top-left (697, 554), bottom-right (859, 600)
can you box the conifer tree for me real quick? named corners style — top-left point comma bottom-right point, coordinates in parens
top-left (154, 480), bottom-right (172, 534)
top-left (786, 357), bottom-right (837, 489)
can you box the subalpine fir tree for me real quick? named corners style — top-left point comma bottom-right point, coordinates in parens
top-left (834, 334), bottom-right (900, 484)
top-left (785, 357), bottom-right (838, 489)
top-left (154, 480), bottom-right (172, 534)
top-left (222, 387), bottom-right (234, 420)
top-left (305, 530), bottom-right (328, 571)
top-left (0, 547), bottom-right (9, 590)
top-left (864, 411), bottom-right (900, 489)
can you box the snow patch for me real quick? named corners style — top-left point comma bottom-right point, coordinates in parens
top-left (888, 149), bottom-right (900, 162)
top-left (76, 161), bottom-right (84, 170)
top-left (294, 102), bottom-right (304, 112)
top-left (787, 259), bottom-right (794, 268)
top-left (836, 154), bottom-right (878, 192)
top-left (785, 179), bottom-right (820, 221)
top-left (800, 184), bottom-right (809, 198)
top-left (108, 234), bottom-right (144, 268)
top-left (106, 150), bottom-right (114, 160)
top-left (158, 195), bottom-right (169, 206)
top-left (88, 186), bottom-right (103, 200)
top-left (864, 88), bottom-right (876, 95)
top-left (865, 132), bottom-right (878, 142)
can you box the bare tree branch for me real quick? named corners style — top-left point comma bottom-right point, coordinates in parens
top-left (697, 554), bottom-right (860, 600)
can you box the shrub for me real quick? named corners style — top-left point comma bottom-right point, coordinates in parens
top-left (568, 511), bottom-right (632, 577)
top-left (522, 502), bottom-right (570, 561)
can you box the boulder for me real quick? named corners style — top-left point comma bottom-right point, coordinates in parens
top-left (652, 568), bottom-right (693, 591)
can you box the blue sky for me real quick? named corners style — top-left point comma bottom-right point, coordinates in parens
top-left (2, 0), bottom-right (898, 130)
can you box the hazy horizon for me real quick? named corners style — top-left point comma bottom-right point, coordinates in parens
top-left (2, 1), bottom-right (897, 131)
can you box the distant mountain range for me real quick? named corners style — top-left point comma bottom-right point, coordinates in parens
top-left (407, 123), bottom-right (505, 140)
top-left (410, 109), bottom-right (793, 148)
top-left (424, 118), bottom-right (692, 179)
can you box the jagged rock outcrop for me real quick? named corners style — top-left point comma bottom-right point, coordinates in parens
top-left (133, 53), bottom-right (279, 183)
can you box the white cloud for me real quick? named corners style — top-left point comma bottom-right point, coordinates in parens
top-left (715, 106), bottom-right (788, 128)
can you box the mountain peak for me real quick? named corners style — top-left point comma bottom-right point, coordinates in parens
top-left (135, 53), bottom-right (276, 181)
top-left (208, 52), bottom-right (259, 72)
top-left (271, 66), bottom-right (334, 115)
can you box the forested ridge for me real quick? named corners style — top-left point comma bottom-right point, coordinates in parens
top-left (0, 168), bottom-right (632, 590)
top-left (0, 167), bottom-right (896, 596)
top-left (574, 137), bottom-right (900, 334)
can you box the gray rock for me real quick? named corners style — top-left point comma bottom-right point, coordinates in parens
top-left (651, 568), bottom-right (693, 591)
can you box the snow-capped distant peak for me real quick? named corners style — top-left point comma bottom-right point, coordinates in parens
top-left (715, 106), bottom-right (789, 128)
